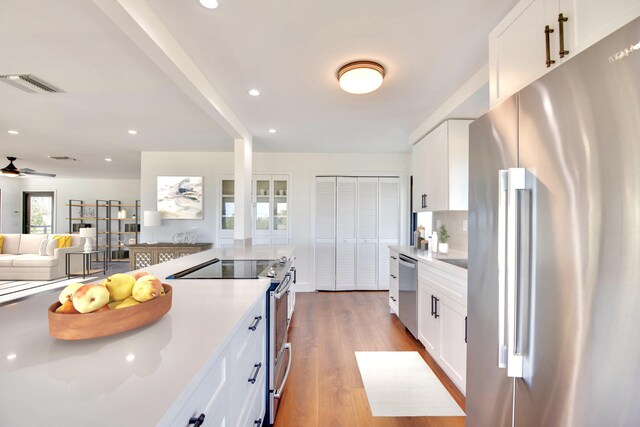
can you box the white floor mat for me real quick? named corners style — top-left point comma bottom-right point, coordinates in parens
top-left (355, 351), bottom-right (466, 417)
top-left (0, 277), bottom-right (98, 304)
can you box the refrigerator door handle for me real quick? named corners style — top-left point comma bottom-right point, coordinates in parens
top-left (497, 170), bottom-right (509, 369)
top-left (507, 168), bottom-right (526, 378)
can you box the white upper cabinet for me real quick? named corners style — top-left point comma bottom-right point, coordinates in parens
top-left (412, 120), bottom-right (470, 212)
top-left (490, 0), bottom-right (640, 107)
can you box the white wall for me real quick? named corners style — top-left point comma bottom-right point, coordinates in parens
top-left (140, 151), bottom-right (411, 290)
top-left (0, 177), bottom-right (140, 234)
top-left (0, 177), bottom-right (22, 233)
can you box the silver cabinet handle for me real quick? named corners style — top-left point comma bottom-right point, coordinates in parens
top-left (390, 255), bottom-right (397, 260)
top-left (507, 168), bottom-right (526, 378)
top-left (254, 419), bottom-right (262, 427)
top-left (248, 315), bottom-right (262, 331)
top-left (497, 170), bottom-right (508, 369)
top-left (390, 274), bottom-right (397, 279)
top-left (273, 343), bottom-right (292, 398)
top-left (248, 362), bottom-right (262, 384)
top-left (274, 273), bottom-right (291, 299)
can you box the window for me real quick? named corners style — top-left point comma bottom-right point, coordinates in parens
top-left (23, 192), bottom-right (54, 234)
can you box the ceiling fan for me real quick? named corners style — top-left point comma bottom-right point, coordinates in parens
top-left (1, 157), bottom-right (56, 178)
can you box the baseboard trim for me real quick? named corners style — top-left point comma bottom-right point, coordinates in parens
top-left (292, 282), bottom-right (315, 293)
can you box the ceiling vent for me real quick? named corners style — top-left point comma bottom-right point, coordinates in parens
top-left (47, 156), bottom-right (77, 161)
top-left (0, 74), bottom-right (61, 93)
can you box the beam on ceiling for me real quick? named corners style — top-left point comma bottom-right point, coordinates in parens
top-left (92, 0), bottom-right (251, 141)
top-left (409, 64), bottom-right (489, 145)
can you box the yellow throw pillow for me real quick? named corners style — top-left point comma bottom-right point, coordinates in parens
top-left (0, 235), bottom-right (3, 254)
top-left (52, 235), bottom-right (72, 248)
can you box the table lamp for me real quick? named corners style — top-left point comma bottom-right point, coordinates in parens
top-left (79, 227), bottom-right (96, 252)
top-left (143, 211), bottom-right (161, 244)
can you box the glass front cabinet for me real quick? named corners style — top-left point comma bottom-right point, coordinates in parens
top-left (218, 174), bottom-right (289, 246)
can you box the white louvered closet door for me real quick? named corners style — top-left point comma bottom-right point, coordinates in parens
top-left (315, 177), bottom-right (336, 291)
top-left (356, 177), bottom-right (379, 290)
top-left (336, 177), bottom-right (357, 291)
top-left (378, 177), bottom-right (400, 290)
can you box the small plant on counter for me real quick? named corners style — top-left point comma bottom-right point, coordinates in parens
top-left (438, 224), bottom-right (450, 243)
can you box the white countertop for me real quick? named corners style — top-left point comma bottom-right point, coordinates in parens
top-left (0, 245), bottom-right (294, 427)
top-left (389, 245), bottom-right (468, 278)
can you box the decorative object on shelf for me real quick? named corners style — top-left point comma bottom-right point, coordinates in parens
top-left (157, 176), bottom-right (203, 219)
top-left (173, 231), bottom-right (199, 244)
top-left (84, 207), bottom-right (95, 218)
top-left (79, 227), bottom-right (96, 252)
top-left (437, 224), bottom-right (450, 254)
top-left (143, 211), bottom-right (161, 244)
top-left (117, 208), bottom-right (127, 219)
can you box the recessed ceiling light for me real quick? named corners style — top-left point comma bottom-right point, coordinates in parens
top-left (248, 89), bottom-right (260, 97)
top-left (105, 158), bottom-right (113, 162)
top-left (7, 130), bottom-right (19, 135)
top-left (268, 129), bottom-right (277, 134)
top-left (128, 130), bottom-right (137, 135)
top-left (6, 353), bottom-right (16, 360)
top-left (337, 60), bottom-right (386, 94)
top-left (199, 0), bottom-right (219, 9)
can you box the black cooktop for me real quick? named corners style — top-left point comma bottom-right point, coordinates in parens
top-left (167, 258), bottom-right (272, 279)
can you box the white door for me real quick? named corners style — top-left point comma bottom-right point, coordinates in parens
top-left (356, 177), bottom-right (378, 290)
top-left (315, 177), bottom-right (336, 291)
top-left (336, 177), bottom-right (357, 291)
top-left (253, 175), bottom-right (272, 236)
top-left (378, 177), bottom-right (400, 290)
top-left (418, 282), bottom-right (440, 358)
top-left (412, 138), bottom-right (429, 212)
top-left (438, 296), bottom-right (467, 393)
top-left (489, 0), bottom-right (555, 107)
top-left (562, 0), bottom-right (640, 57)
top-left (425, 123), bottom-right (449, 211)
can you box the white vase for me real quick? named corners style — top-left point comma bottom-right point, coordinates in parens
top-left (438, 243), bottom-right (449, 254)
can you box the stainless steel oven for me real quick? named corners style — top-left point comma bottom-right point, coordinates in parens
top-left (268, 271), bottom-right (292, 425)
top-left (167, 256), bottom-right (295, 425)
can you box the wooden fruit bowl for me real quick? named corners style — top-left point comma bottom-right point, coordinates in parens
top-left (48, 284), bottom-right (173, 340)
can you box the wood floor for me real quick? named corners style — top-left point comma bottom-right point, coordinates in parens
top-left (274, 291), bottom-right (466, 427)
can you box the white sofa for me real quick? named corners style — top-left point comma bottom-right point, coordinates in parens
top-left (0, 234), bottom-right (86, 281)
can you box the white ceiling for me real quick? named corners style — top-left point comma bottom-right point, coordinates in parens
top-left (0, 0), bottom-right (519, 178)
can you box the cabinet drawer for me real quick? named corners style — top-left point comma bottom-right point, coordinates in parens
top-left (168, 354), bottom-right (227, 426)
top-left (231, 325), bottom-right (266, 421)
top-left (229, 298), bottom-right (266, 362)
top-left (418, 262), bottom-right (467, 308)
top-left (238, 370), bottom-right (267, 427)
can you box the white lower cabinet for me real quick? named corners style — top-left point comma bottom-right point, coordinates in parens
top-left (161, 294), bottom-right (266, 426)
top-left (417, 261), bottom-right (467, 394)
top-left (388, 250), bottom-right (399, 314)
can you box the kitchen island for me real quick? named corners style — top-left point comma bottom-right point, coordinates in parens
top-left (0, 245), bottom-right (294, 426)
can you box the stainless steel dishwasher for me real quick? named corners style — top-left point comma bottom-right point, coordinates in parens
top-left (398, 254), bottom-right (418, 338)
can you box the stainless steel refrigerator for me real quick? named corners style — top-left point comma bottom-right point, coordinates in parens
top-left (467, 17), bottom-right (640, 426)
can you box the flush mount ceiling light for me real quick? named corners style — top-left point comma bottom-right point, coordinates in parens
top-left (128, 129), bottom-right (138, 135)
top-left (268, 129), bottom-right (277, 134)
top-left (7, 130), bottom-right (19, 135)
top-left (105, 158), bottom-right (113, 162)
top-left (248, 89), bottom-right (260, 96)
top-left (199, 0), bottom-right (219, 9)
top-left (337, 60), bottom-right (386, 94)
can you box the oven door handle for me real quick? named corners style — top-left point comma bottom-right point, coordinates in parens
top-left (273, 343), bottom-right (292, 399)
top-left (274, 273), bottom-right (292, 299)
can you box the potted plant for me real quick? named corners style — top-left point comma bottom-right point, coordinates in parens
top-left (438, 224), bottom-right (450, 254)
